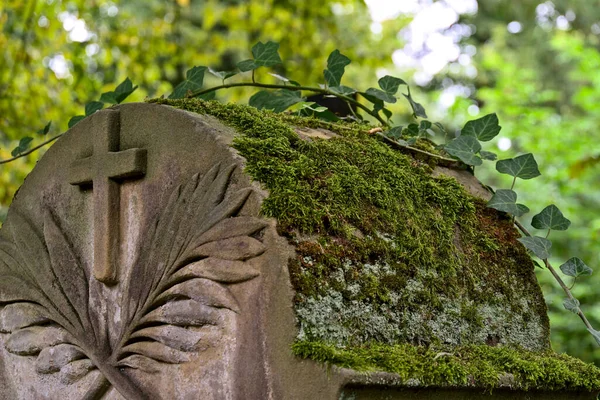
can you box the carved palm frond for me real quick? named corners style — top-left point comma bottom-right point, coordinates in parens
top-left (0, 162), bottom-right (266, 397)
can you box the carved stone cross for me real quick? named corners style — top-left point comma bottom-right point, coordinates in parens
top-left (68, 110), bottom-right (147, 284)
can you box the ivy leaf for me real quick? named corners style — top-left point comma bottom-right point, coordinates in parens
top-left (169, 66), bottom-right (207, 99)
top-left (365, 87), bottom-right (396, 103)
top-left (323, 49), bottom-right (351, 87)
top-left (461, 113), bottom-right (501, 141)
top-left (249, 90), bottom-right (304, 113)
top-left (381, 108), bottom-right (392, 120)
top-left (405, 123), bottom-right (419, 137)
top-left (444, 136), bottom-right (482, 166)
top-left (209, 68), bottom-right (237, 82)
top-left (563, 298), bottom-right (581, 314)
top-left (197, 90), bottom-right (216, 101)
top-left (360, 91), bottom-right (384, 112)
top-left (480, 150), bottom-right (498, 161)
top-left (517, 236), bottom-right (552, 259)
top-left (68, 116), bottom-right (85, 128)
top-left (37, 121), bottom-right (51, 136)
top-left (237, 59), bottom-right (257, 72)
top-left (100, 77), bottom-right (138, 104)
top-left (434, 122), bottom-right (447, 134)
top-left (402, 92), bottom-right (427, 118)
top-left (419, 120), bottom-right (432, 131)
top-left (559, 257), bottom-right (592, 277)
top-left (298, 102), bottom-right (328, 113)
top-left (385, 126), bottom-right (403, 139)
top-left (329, 85), bottom-right (357, 96)
top-left (378, 75), bottom-right (406, 95)
top-left (10, 137), bottom-right (33, 157)
top-left (251, 41), bottom-right (282, 68)
top-left (487, 189), bottom-right (530, 217)
top-left (85, 101), bottom-right (104, 116)
top-left (531, 205), bottom-right (571, 231)
top-left (496, 153), bottom-right (541, 180)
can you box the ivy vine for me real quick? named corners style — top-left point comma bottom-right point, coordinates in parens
top-left (2, 41), bottom-right (598, 346)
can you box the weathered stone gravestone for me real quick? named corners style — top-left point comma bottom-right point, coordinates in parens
top-left (1, 100), bottom-right (599, 399)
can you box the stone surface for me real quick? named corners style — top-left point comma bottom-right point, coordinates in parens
top-left (0, 102), bottom-right (598, 399)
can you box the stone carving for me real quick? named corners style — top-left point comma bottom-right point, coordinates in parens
top-left (0, 163), bottom-right (265, 399)
top-left (68, 110), bottom-right (147, 284)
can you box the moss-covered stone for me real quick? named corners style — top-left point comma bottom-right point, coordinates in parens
top-left (148, 98), bottom-right (600, 392)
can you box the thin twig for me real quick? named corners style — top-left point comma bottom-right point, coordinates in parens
top-left (0, 133), bottom-right (62, 165)
top-left (513, 219), bottom-right (595, 331)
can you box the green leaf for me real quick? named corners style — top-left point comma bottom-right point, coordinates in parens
top-left (237, 59), bottom-right (257, 72)
top-left (209, 68), bottom-right (237, 81)
top-left (10, 137), bottom-right (33, 157)
top-left (444, 136), bottom-right (482, 166)
top-left (365, 87), bottom-right (396, 103)
top-left (385, 126), bottom-right (403, 139)
top-left (360, 91), bottom-right (384, 111)
top-left (381, 108), bottom-right (392, 120)
top-left (402, 92), bottom-right (427, 118)
top-left (419, 120), bottom-right (432, 131)
top-left (587, 328), bottom-right (600, 346)
top-left (461, 113), bottom-right (501, 141)
top-left (169, 66), bottom-right (207, 99)
top-left (100, 77), bottom-right (138, 104)
top-left (405, 123), bottom-right (419, 137)
top-left (298, 102), bottom-right (328, 113)
top-left (480, 150), bottom-right (497, 161)
top-left (37, 121), bottom-right (51, 136)
top-left (496, 153), bottom-right (541, 180)
top-left (251, 41), bottom-right (282, 68)
top-left (559, 257), bottom-right (592, 277)
top-left (323, 50), bottom-right (351, 87)
top-left (517, 236), bottom-right (552, 259)
top-left (487, 189), bottom-right (530, 217)
top-left (68, 115), bottom-right (85, 128)
top-left (249, 90), bottom-right (304, 113)
top-left (85, 101), bottom-right (104, 116)
top-left (329, 85), bottom-right (357, 96)
top-left (407, 137), bottom-right (417, 145)
top-left (378, 75), bottom-right (406, 95)
top-left (531, 205), bottom-right (571, 231)
top-left (563, 298), bottom-right (580, 314)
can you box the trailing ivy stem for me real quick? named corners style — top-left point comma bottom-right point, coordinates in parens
top-left (188, 82), bottom-right (390, 127)
top-left (514, 219), bottom-right (595, 332)
top-left (510, 176), bottom-right (517, 191)
top-left (0, 133), bottom-right (62, 165)
top-left (546, 229), bottom-right (551, 239)
top-left (251, 70), bottom-right (255, 83)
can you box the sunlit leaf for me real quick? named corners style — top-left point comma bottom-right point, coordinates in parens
top-left (559, 257), bottom-right (592, 277)
top-left (169, 66), bottom-right (207, 99)
top-left (251, 41), bottom-right (283, 67)
top-left (531, 204), bottom-right (571, 231)
top-left (496, 153), bottom-right (541, 180)
top-left (517, 236), bottom-right (552, 259)
top-left (461, 113), bottom-right (501, 141)
top-left (444, 135), bottom-right (482, 166)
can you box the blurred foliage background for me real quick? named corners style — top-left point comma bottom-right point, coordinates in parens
top-left (2, 0), bottom-right (600, 365)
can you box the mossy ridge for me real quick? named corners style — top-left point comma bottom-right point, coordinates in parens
top-left (292, 340), bottom-right (600, 391)
top-left (152, 98), bottom-right (550, 352)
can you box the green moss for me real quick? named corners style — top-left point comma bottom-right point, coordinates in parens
top-left (292, 340), bottom-right (600, 392)
top-left (148, 98), bottom-right (600, 390)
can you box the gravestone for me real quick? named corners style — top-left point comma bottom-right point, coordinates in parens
top-left (0, 100), bottom-right (599, 399)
